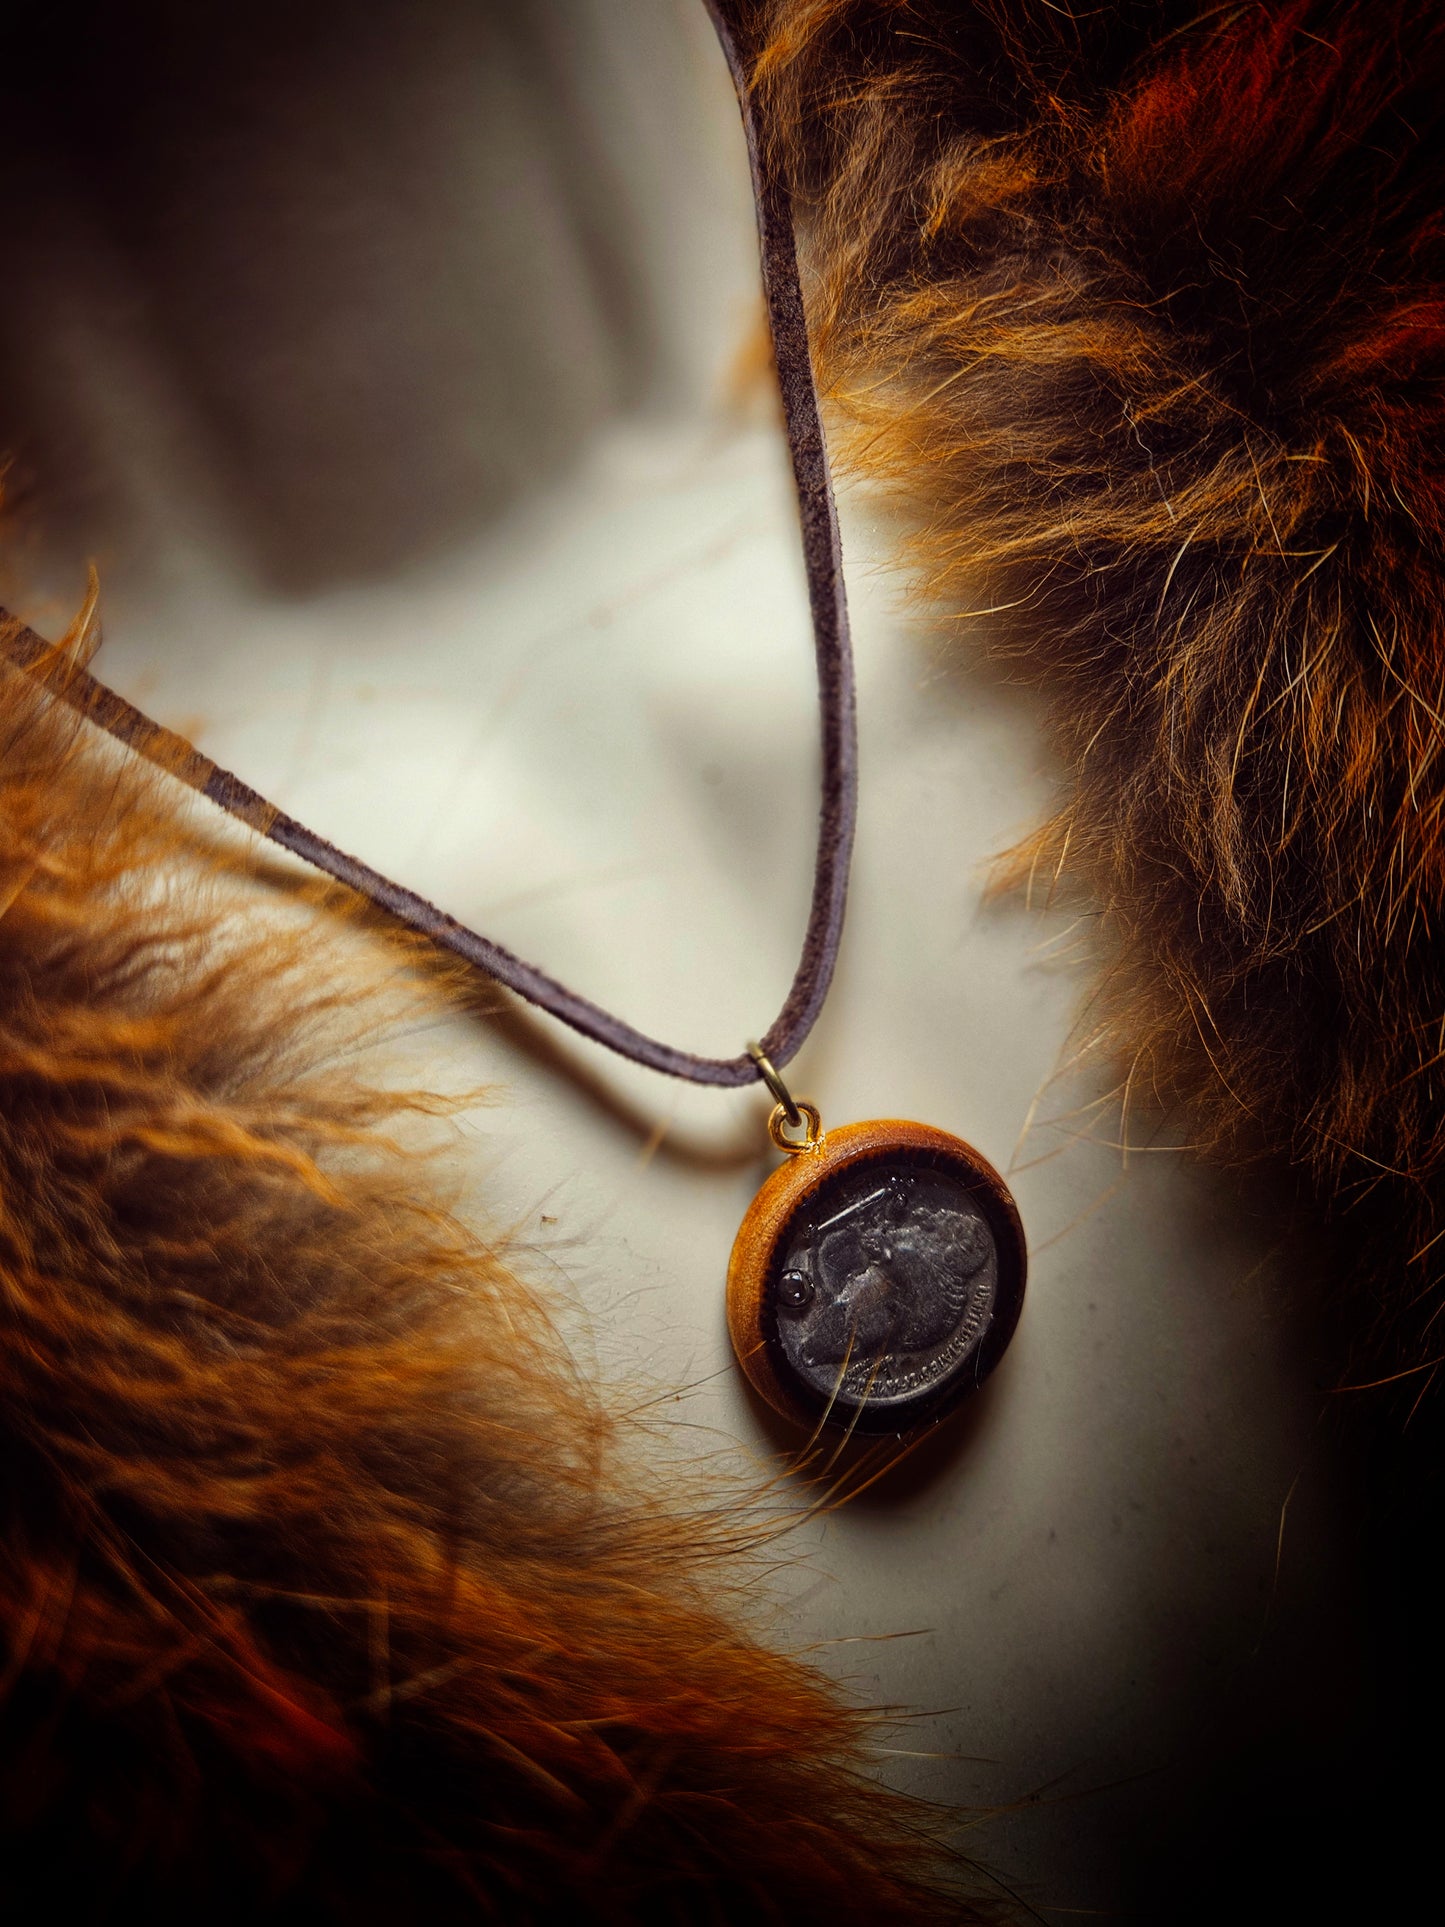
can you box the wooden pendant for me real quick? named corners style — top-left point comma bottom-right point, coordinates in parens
top-left (728, 1116), bottom-right (1026, 1437)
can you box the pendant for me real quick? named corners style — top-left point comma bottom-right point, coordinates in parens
top-left (729, 1053), bottom-right (1026, 1438)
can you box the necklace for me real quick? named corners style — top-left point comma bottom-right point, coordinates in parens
top-left (0, 0), bottom-right (1024, 1443)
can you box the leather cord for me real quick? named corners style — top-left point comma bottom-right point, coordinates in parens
top-left (0, 0), bottom-right (855, 1090)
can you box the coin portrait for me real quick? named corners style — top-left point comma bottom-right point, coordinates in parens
top-left (727, 1119), bottom-right (1026, 1434)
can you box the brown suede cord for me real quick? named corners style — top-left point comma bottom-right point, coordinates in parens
top-left (0, 0), bottom-right (855, 1089)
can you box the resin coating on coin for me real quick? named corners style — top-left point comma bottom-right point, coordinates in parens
top-left (773, 1159), bottom-right (996, 1408)
top-left (727, 1119), bottom-right (1026, 1435)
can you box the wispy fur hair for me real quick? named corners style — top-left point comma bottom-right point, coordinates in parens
top-left (757, 0), bottom-right (1445, 1378)
top-left (0, 629), bottom-right (967, 1923)
top-left (8, 1), bottom-right (1443, 1911)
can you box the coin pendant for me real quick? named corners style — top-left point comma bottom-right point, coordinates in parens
top-left (727, 1119), bottom-right (1026, 1436)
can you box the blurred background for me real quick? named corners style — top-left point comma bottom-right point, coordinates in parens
top-left (1, 0), bottom-right (755, 591)
top-left (0, 3), bottom-right (1388, 1919)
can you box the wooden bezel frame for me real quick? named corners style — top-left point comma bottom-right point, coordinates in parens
top-left (727, 1119), bottom-right (1027, 1435)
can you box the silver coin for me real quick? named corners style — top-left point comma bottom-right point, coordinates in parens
top-left (772, 1160), bottom-right (997, 1409)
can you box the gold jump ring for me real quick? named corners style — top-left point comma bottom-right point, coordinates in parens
top-left (767, 1099), bottom-right (824, 1155)
top-left (746, 1042), bottom-right (801, 1126)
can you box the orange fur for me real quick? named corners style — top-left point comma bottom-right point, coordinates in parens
top-left (0, 633), bottom-right (977, 1921)
top-left (757, 0), bottom-right (1445, 1376)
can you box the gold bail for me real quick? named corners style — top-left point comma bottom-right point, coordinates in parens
top-left (746, 1043), bottom-right (824, 1155)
